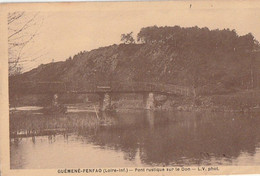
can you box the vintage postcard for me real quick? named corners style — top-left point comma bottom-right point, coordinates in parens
top-left (1, 1), bottom-right (260, 176)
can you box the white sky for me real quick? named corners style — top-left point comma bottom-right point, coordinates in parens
top-left (16, 1), bottom-right (260, 72)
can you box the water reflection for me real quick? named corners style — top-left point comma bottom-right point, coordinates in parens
top-left (10, 109), bottom-right (260, 169)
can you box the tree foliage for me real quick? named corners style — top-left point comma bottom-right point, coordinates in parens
top-left (121, 32), bottom-right (135, 44)
top-left (137, 25), bottom-right (259, 52)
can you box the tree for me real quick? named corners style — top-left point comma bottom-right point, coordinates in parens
top-left (120, 32), bottom-right (135, 44)
top-left (8, 12), bottom-right (44, 76)
top-left (137, 26), bottom-right (159, 44)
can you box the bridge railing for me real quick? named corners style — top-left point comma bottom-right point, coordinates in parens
top-left (10, 80), bottom-right (194, 97)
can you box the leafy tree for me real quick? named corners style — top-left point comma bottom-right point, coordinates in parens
top-left (121, 32), bottom-right (135, 44)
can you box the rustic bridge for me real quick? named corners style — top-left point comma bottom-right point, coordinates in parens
top-left (10, 81), bottom-right (194, 110)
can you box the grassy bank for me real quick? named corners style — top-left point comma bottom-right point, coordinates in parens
top-left (111, 90), bottom-right (260, 113)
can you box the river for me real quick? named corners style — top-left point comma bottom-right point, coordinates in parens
top-left (10, 106), bottom-right (260, 169)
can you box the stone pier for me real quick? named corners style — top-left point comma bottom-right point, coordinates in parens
top-left (52, 93), bottom-right (59, 106)
top-left (99, 93), bottom-right (111, 111)
top-left (143, 92), bottom-right (155, 110)
top-left (146, 110), bottom-right (155, 128)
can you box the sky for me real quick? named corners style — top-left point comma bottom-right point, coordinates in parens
top-left (11, 1), bottom-right (260, 72)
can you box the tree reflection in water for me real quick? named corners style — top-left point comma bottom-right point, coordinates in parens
top-left (10, 110), bottom-right (260, 166)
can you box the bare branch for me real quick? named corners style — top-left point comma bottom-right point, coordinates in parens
top-left (8, 12), bottom-right (39, 39)
top-left (8, 11), bottom-right (44, 75)
top-left (8, 12), bottom-right (25, 25)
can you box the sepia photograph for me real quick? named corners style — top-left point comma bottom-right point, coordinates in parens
top-left (1, 1), bottom-right (260, 175)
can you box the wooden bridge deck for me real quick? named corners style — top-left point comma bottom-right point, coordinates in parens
top-left (9, 81), bottom-right (195, 97)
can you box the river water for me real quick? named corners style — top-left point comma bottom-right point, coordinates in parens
top-left (10, 106), bottom-right (260, 169)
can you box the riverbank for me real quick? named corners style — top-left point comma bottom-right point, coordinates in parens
top-left (111, 90), bottom-right (260, 113)
top-left (196, 90), bottom-right (260, 113)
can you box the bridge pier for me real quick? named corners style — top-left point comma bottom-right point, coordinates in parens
top-left (52, 93), bottom-right (59, 106)
top-left (146, 110), bottom-right (155, 128)
top-left (99, 93), bottom-right (111, 111)
top-left (143, 92), bottom-right (155, 110)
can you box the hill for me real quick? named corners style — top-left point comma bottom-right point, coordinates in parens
top-left (10, 25), bottom-right (260, 97)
